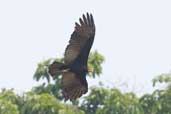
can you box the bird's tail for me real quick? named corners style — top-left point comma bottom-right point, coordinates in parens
top-left (48, 61), bottom-right (69, 76)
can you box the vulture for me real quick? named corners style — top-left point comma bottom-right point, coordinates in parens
top-left (48, 13), bottom-right (95, 101)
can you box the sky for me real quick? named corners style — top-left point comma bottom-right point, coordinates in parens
top-left (0, 0), bottom-right (171, 96)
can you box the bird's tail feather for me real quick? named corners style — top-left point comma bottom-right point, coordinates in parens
top-left (48, 61), bottom-right (69, 76)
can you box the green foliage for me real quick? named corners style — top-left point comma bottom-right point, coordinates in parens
top-left (0, 99), bottom-right (19, 114)
top-left (96, 89), bottom-right (143, 114)
top-left (21, 92), bottom-right (62, 114)
top-left (0, 89), bottom-right (19, 114)
top-left (152, 72), bottom-right (171, 87)
top-left (0, 89), bottom-right (18, 104)
top-left (33, 58), bottom-right (52, 83)
top-left (1, 85), bottom-right (171, 114)
top-left (59, 105), bottom-right (85, 114)
top-left (81, 84), bottom-right (110, 114)
top-left (2, 50), bottom-right (171, 114)
top-left (140, 89), bottom-right (171, 114)
top-left (88, 50), bottom-right (105, 78)
top-left (0, 89), bottom-right (85, 114)
top-left (81, 81), bottom-right (171, 114)
top-left (32, 82), bottom-right (63, 100)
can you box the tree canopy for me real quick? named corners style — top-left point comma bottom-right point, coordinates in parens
top-left (1, 51), bottom-right (171, 114)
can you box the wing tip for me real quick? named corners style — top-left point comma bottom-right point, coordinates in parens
top-left (74, 12), bottom-right (95, 28)
top-left (62, 86), bottom-right (88, 101)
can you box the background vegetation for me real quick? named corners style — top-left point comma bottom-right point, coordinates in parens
top-left (0, 51), bottom-right (171, 114)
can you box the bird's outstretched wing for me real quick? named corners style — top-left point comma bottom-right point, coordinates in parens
top-left (62, 72), bottom-right (88, 101)
top-left (64, 13), bottom-right (95, 65)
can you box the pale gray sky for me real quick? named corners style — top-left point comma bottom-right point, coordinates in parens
top-left (0, 0), bottom-right (171, 95)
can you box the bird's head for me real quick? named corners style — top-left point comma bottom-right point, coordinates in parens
top-left (87, 66), bottom-right (94, 75)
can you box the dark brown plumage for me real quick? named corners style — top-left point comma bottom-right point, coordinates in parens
top-left (49, 13), bottom-right (95, 101)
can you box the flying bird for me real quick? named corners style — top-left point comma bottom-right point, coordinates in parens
top-left (48, 13), bottom-right (95, 101)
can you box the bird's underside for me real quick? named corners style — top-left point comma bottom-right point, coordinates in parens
top-left (49, 12), bottom-right (95, 101)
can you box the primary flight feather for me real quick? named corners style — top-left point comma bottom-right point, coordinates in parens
top-left (49, 13), bottom-right (95, 101)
